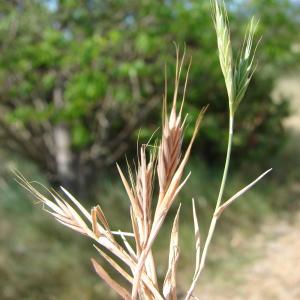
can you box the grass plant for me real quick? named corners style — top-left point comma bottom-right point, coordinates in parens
top-left (16, 1), bottom-right (271, 299)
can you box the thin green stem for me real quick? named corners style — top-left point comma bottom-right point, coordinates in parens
top-left (216, 113), bottom-right (233, 208)
top-left (186, 114), bottom-right (234, 300)
top-left (203, 114), bottom-right (233, 255)
top-left (200, 113), bottom-right (234, 269)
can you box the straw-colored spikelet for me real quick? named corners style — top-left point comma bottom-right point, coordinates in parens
top-left (15, 171), bottom-right (163, 300)
top-left (16, 48), bottom-right (207, 300)
top-left (157, 47), bottom-right (186, 198)
top-left (130, 48), bottom-right (207, 298)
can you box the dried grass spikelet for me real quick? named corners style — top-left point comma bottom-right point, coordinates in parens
top-left (15, 48), bottom-right (207, 300)
top-left (130, 48), bottom-right (207, 299)
top-left (15, 171), bottom-right (162, 300)
top-left (117, 143), bottom-right (159, 296)
top-left (135, 145), bottom-right (158, 288)
top-left (136, 145), bottom-right (155, 245)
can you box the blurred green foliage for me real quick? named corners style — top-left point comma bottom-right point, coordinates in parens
top-left (0, 0), bottom-right (298, 190)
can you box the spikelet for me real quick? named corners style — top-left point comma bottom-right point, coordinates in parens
top-left (131, 48), bottom-right (207, 298)
top-left (157, 46), bottom-right (187, 202)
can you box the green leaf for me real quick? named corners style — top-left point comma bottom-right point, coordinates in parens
top-left (72, 123), bottom-right (92, 148)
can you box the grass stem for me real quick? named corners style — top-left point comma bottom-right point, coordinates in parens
top-left (200, 114), bottom-right (234, 271)
top-left (186, 114), bottom-right (234, 299)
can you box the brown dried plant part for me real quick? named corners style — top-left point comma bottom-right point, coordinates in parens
top-left (130, 49), bottom-right (207, 298)
top-left (14, 171), bottom-right (163, 300)
top-left (157, 46), bottom-right (192, 203)
top-left (163, 204), bottom-right (181, 300)
top-left (118, 144), bottom-right (159, 295)
top-left (15, 48), bottom-right (207, 300)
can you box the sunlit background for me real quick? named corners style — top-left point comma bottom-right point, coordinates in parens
top-left (0, 0), bottom-right (299, 299)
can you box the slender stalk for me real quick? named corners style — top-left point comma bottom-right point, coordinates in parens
top-left (185, 113), bottom-right (234, 299)
top-left (200, 113), bottom-right (234, 271)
